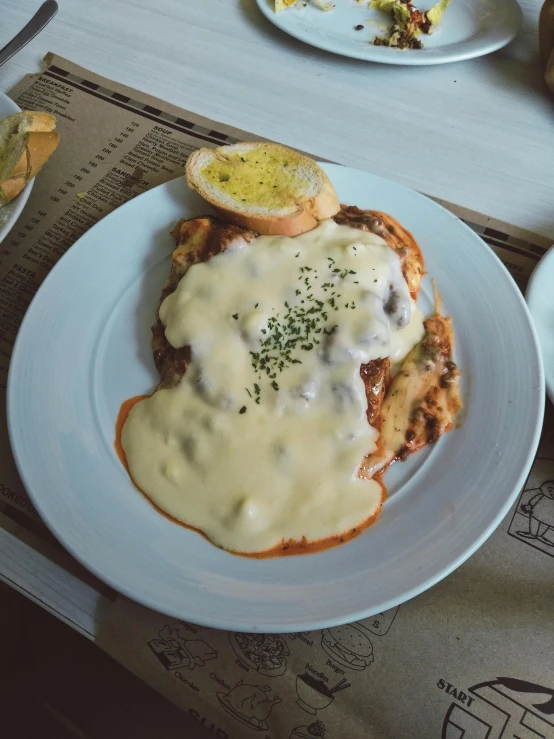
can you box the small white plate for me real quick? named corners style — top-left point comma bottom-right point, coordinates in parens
top-left (8, 164), bottom-right (543, 632)
top-left (527, 246), bottom-right (554, 404)
top-left (256, 0), bottom-right (522, 66)
top-left (0, 92), bottom-right (33, 244)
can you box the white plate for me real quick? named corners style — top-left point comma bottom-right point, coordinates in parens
top-left (527, 246), bottom-right (554, 404)
top-left (256, 0), bottom-right (522, 66)
top-left (0, 92), bottom-right (33, 244)
top-left (8, 164), bottom-right (543, 632)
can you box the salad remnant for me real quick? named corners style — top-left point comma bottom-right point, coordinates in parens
top-left (273, 0), bottom-right (450, 48)
top-left (370, 0), bottom-right (451, 49)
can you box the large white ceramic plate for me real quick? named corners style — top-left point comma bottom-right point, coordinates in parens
top-left (256, 0), bottom-right (522, 65)
top-left (0, 92), bottom-right (33, 244)
top-left (8, 164), bottom-right (543, 632)
top-left (527, 246), bottom-right (554, 405)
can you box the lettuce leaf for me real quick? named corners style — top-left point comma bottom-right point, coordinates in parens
top-left (369, 0), bottom-right (398, 12)
top-left (392, 3), bottom-right (411, 25)
top-left (426, 0), bottom-right (450, 25)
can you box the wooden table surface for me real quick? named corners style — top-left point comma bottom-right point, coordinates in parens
top-left (0, 0), bottom-right (552, 640)
top-left (2, 0), bottom-right (553, 239)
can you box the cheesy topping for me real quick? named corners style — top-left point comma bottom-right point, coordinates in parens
top-left (122, 221), bottom-right (424, 554)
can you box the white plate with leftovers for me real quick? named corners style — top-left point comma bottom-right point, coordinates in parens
top-left (7, 163), bottom-right (543, 631)
top-left (256, 0), bottom-right (522, 66)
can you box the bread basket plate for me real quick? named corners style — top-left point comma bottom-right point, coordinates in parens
top-left (7, 164), bottom-right (543, 632)
top-left (0, 92), bottom-right (33, 244)
top-left (255, 0), bottom-right (522, 66)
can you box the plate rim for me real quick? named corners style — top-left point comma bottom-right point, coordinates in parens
top-left (254, 0), bottom-right (523, 66)
top-left (526, 245), bottom-right (554, 404)
top-left (7, 166), bottom-right (544, 632)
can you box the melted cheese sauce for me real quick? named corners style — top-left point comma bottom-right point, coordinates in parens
top-left (122, 221), bottom-right (424, 554)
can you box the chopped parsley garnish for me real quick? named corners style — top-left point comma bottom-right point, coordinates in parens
top-left (246, 259), bottom-right (360, 401)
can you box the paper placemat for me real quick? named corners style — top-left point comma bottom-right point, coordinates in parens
top-left (1, 55), bottom-right (553, 739)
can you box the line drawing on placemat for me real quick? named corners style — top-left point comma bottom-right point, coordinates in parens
top-left (508, 480), bottom-right (554, 559)
top-left (321, 624), bottom-right (374, 671)
top-left (229, 633), bottom-right (290, 677)
top-left (216, 680), bottom-right (281, 732)
top-left (295, 673), bottom-right (350, 715)
top-left (356, 606), bottom-right (399, 636)
top-left (147, 625), bottom-right (217, 671)
top-left (289, 719), bottom-right (327, 738)
top-left (441, 676), bottom-right (554, 739)
top-left (286, 632), bottom-right (317, 646)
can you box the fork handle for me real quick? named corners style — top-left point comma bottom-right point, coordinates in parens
top-left (0, 0), bottom-right (59, 70)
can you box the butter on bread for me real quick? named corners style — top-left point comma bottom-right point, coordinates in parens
top-left (0, 111), bottom-right (59, 207)
top-left (185, 142), bottom-right (340, 236)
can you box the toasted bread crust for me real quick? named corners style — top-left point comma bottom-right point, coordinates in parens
top-left (211, 202), bottom-right (319, 237)
top-left (18, 111), bottom-right (57, 134)
top-left (186, 143), bottom-right (340, 236)
top-left (0, 112), bottom-right (59, 206)
top-left (0, 132), bottom-right (60, 204)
